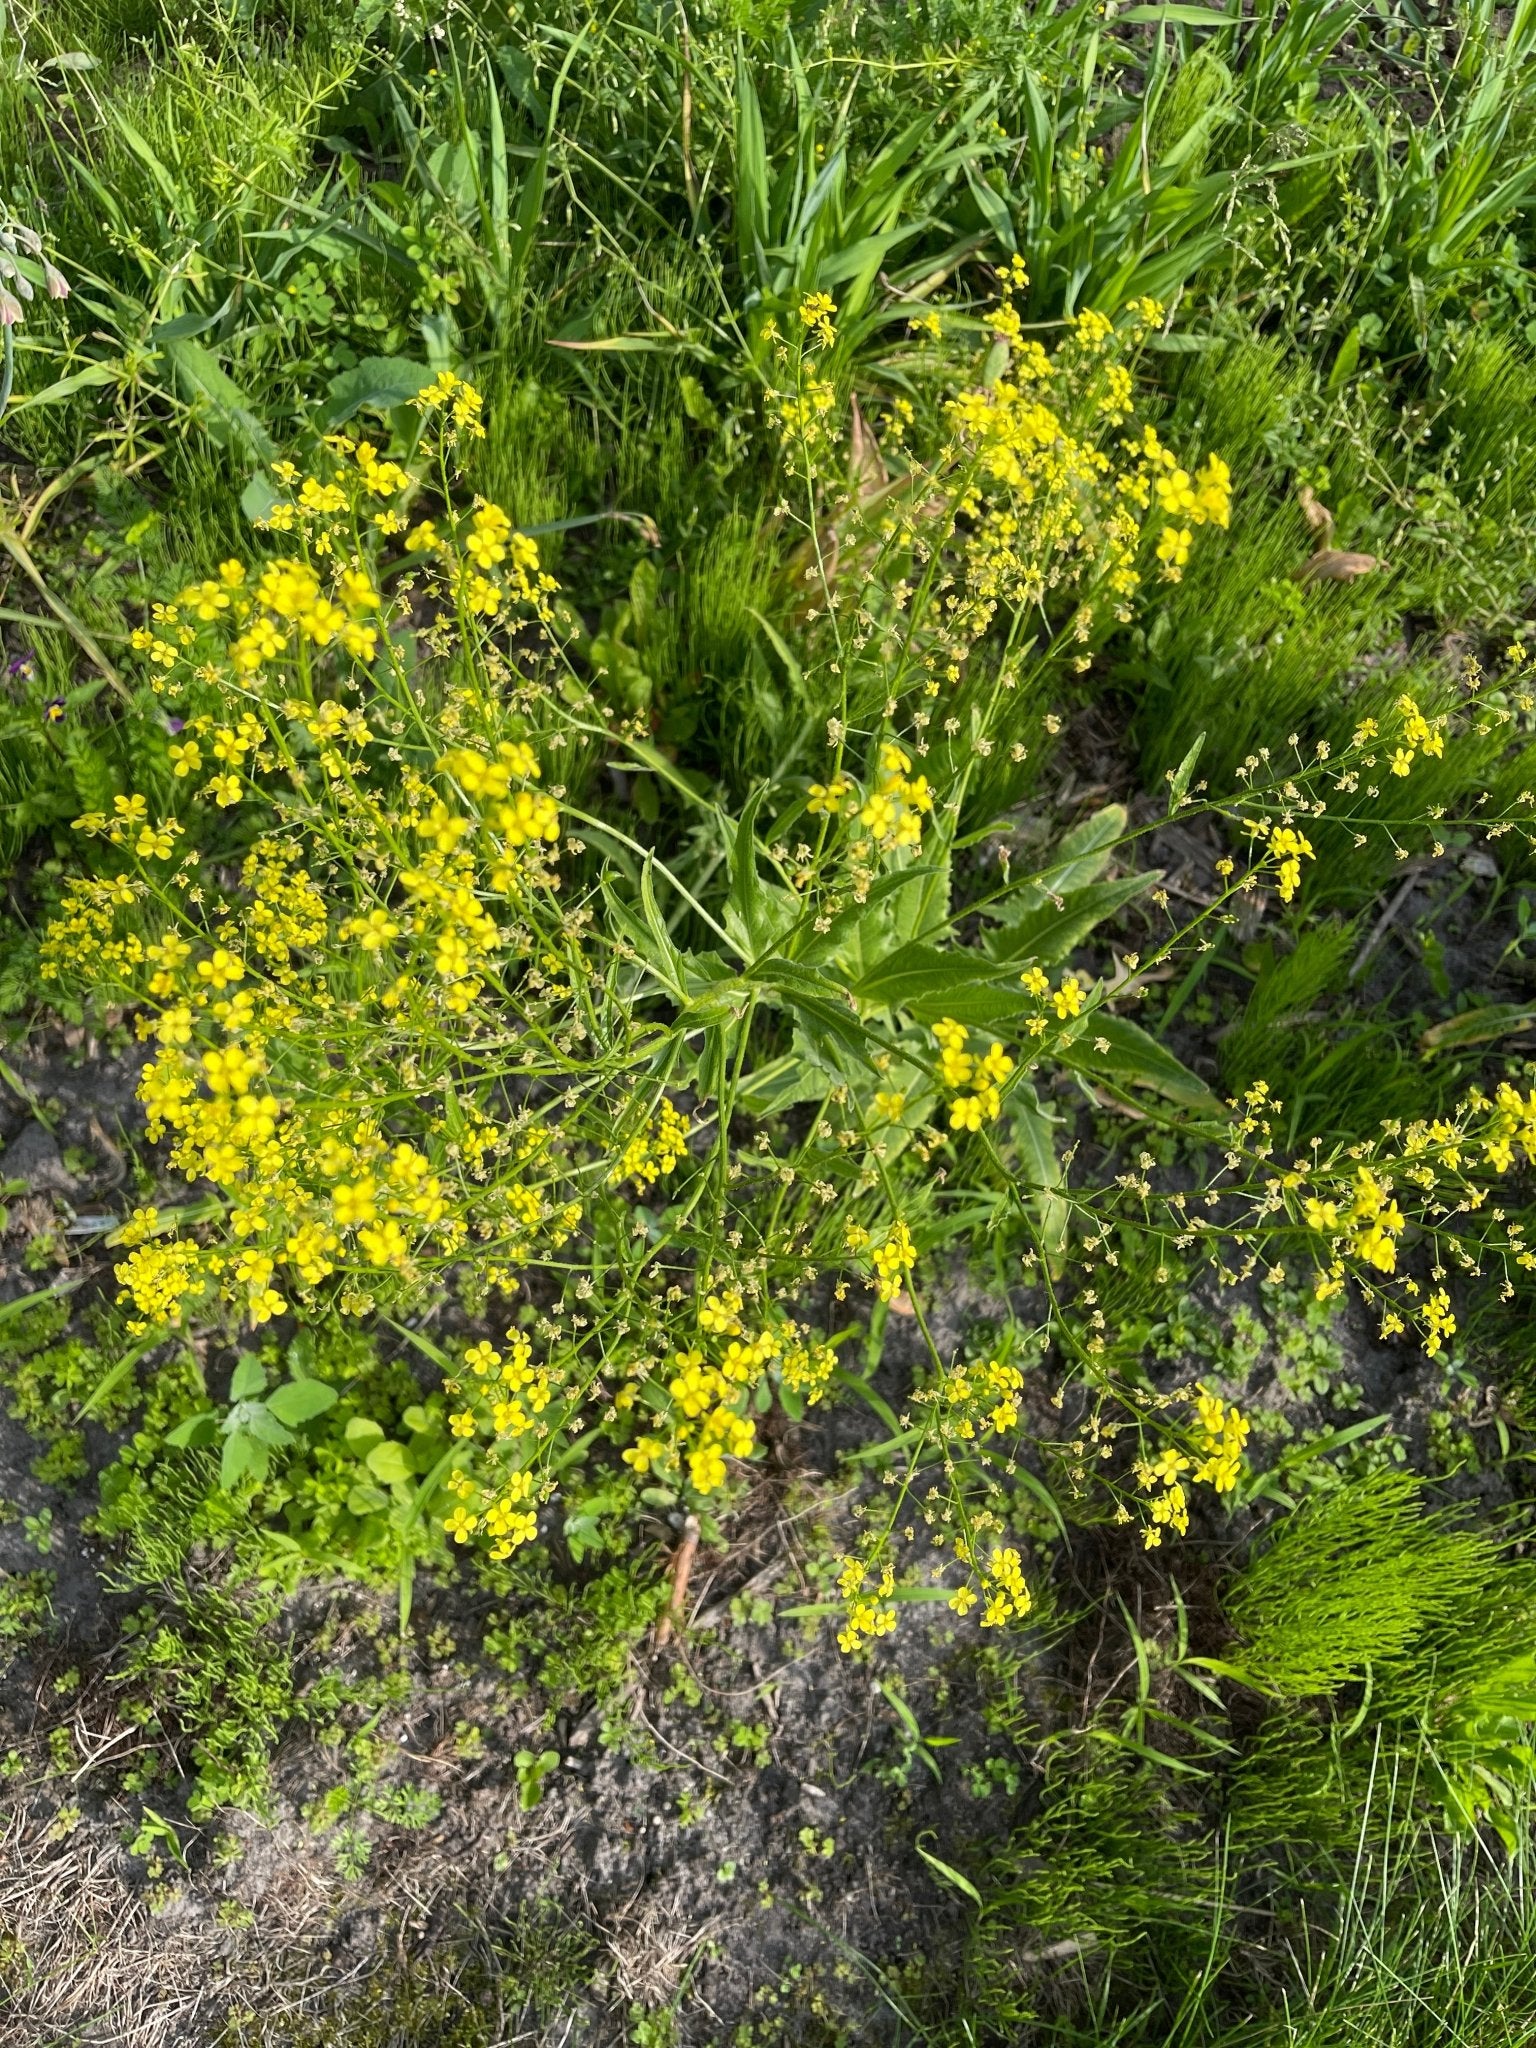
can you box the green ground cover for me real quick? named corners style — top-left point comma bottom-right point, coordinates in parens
top-left (5, 0), bottom-right (1536, 2039)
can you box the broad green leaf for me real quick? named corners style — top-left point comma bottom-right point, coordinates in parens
top-left (240, 471), bottom-right (280, 525)
top-left (755, 959), bottom-right (876, 1072)
top-left (1116, 7), bottom-right (1232, 28)
top-left (267, 1378), bottom-right (340, 1426)
top-left (10, 363), bottom-right (118, 412)
top-left (152, 306), bottom-right (228, 342)
top-left (1010, 803), bottom-right (1128, 904)
top-left (854, 940), bottom-right (1013, 1016)
top-left (1059, 1013), bottom-right (1220, 1111)
top-left (220, 1431), bottom-right (267, 1488)
top-left (735, 1051), bottom-right (828, 1117)
top-left (242, 1406), bottom-right (297, 1448)
top-left (734, 47), bottom-right (771, 279)
top-left (366, 1440), bottom-right (413, 1486)
top-left (724, 791), bottom-right (798, 960)
top-left (545, 332), bottom-right (669, 353)
top-left (229, 1355), bottom-right (267, 1401)
top-left (985, 872), bottom-right (1155, 964)
top-left (601, 867), bottom-right (689, 1002)
top-left (804, 862), bottom-right (944, 971)
top-left (963, 160), bottom-right (1016, 253)
top-left (159, 336), bottom-right (275, 461)
top-left (320, 355), bottom-right (431, 429)
top-left (746, 606), bottom-right (803, 692)
top-left (165, 1412), bottom-right (216, 1448)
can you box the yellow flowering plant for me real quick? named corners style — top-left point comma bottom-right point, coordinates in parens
top-left (39, 299), bottom-right (1536, 1652)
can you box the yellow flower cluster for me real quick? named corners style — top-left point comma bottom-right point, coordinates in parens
top-left (1019, 964), bottom-right (1086, 1034)
top-left (1134, 1389), bottom-right (1249, 1548)
top-left (836, 1554), bottom-right (897, 1653)
top-left (1358, 695), bottom-right (1447, 778)
top-left (945, 1541), bottom-right (1033, 1628)
top-left (943, 291), bottom-right (1227, 637)
top-left (869, 1220), bottom-right (916, 1302)
top-left (932, 1018), bottom-right (1015, 1130)
top-left (857, 742), bottom-right (934, 852)
top-left (1191, 1389), bottom-right (1250, 1492)
top-left (1286, 1075), bottom-right (1536, 1322)
top-left (40, 420), bottom-right (582, 1337)
top-left (798, 290), bottom-right (837, 347)
top-left (626, 1334), bottom-right (762, 1495)
top-left (1422, 1288), bottom-right (1457, 1358)
top-left (619, 1291), bottom-right (838, 1496)
top-left (415, 366), bottom-right (485, 438)
top-left (773, 369), bottom-right (838, 450)
top-left (1305, 1166), bottom-right (1404, 1280)
top-left (980, 1545), bottom-right (1032, 1628)
top-left (918, 1353), bottom-right (1024, 1441)
top-left (808, 746), bottom-right (934, 852)
top-left (611, 1099), bottom-right (691, 1188)
top-left (1481, 1080), bottom-right (1536, 1174)
top-left (1150, 449), bottom-right (1231, 582)
top-left (440, 1336), bottom-right (554, 1556)
top-left (1246, 819), bottom-right (1316, 904)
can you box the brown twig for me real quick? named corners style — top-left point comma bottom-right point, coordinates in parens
top-left (653, 1512), bottom-right (700, 1648)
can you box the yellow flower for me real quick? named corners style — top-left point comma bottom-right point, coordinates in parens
top-left (797, 291), bottom-right (837, 346)
top-left (807, 776), bottom-right (851, 816)
top-left (333, 1178), bottom-right (378, 1226)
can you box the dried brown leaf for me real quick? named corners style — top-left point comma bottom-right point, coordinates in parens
top-left (1298, 483), bottom-right (1335, 545)
top-left (1294, 548), bottom-right (1384, 584)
